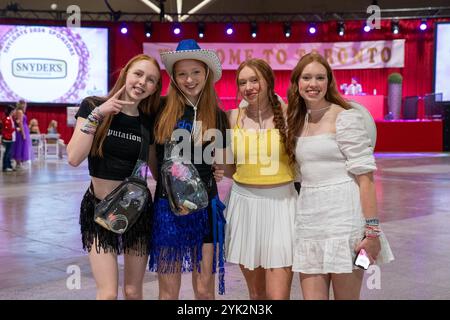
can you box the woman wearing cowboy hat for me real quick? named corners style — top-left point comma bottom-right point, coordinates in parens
top-left (149, 39), bottom-right (231, 300)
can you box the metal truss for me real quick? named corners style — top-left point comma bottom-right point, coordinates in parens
top-left (0, 6), bottom-right (449, 23)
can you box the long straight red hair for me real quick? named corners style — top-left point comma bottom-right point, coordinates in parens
top-left (154, 60), bottom-right (220, 143)
top-left (86, 54), bottom-right (162, 157)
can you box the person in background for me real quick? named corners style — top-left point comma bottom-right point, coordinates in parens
top-left (47, 119), bottom-right (66, 159)
top-left (1, 105), bottom-right (16, 172)
top-left (345, 77), bottom-right (363, 95)
top-left (12, 100), bottom-right (33, 169)
top-left (47, 120), bottom-right (58, 134)
top-left (29, 118), bottom-right (41, 134)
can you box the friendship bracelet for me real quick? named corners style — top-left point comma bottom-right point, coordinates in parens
top-left (365, 233), bottom-right (380, 239)
top-left (80, 107), bottom-right (104, 135)
top-left (365, 225), bottom-right (382, 238)
top-left (365, 218), bottom-right (380, 226)
top-left (80, 122), bottom-right (98, 135)
top-left (365, 232), bottom-right (381, 238)
top-left (87, 107), bottom-right (104, 123)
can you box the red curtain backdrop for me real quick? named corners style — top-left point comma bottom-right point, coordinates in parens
top-left (1, 17), bottom-right (449, 144)
top-left (116, 19), bottom-right (443, 100)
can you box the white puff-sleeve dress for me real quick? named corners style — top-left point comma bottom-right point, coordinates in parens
top-left (292, 109), bottom-right (394, 274)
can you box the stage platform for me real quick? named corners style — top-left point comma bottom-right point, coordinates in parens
top-left (345, 95), bottom-right (385, 120)
top-left (375, 120), bottom-right (443, 152)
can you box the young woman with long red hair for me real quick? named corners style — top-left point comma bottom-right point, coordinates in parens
top-left (286, 52), bottom-right (394, 300)
top-left (225, 59), bottom-right (296, 300)
top-left (67, 54), bottom-right (162, 300)
top-left (149, 39), bottom-right (230, 300)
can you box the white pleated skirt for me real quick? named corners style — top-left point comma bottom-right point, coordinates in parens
top-left (225, 181), bottom-right (297, 270)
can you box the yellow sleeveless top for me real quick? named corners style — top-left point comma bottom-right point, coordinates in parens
top-left (232, 108), bottom-right (294, 185)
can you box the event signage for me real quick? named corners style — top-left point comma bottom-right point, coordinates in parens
top-left (0, 25), bottom-right (108, 104)
top-left (144, 40), bottom-right (405, 70)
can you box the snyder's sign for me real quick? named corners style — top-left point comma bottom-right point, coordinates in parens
top-left (12, 58), bottom-right (67, 79)
top-left (144, 40), bottom-right (405, 70)
top-left (0, 25), bottom-right (90, 103)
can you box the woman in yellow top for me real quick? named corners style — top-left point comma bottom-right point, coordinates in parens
top-left (225, 59), bottom-right (297, 300)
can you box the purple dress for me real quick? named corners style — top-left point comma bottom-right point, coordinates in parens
top-left (12, 113), bottom-right (33, 162)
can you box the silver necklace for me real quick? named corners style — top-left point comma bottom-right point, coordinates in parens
top-left (303, 104), bottom-right (331, 136)
top-left (307, 105), bottom-right (331, 114)
top-left (246, 105), bottom-right (271, 130)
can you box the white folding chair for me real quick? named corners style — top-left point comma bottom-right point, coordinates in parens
top-left (30, 134), bottom-right (45, 160)
top-left (44, 133), bottom-right (60, 159)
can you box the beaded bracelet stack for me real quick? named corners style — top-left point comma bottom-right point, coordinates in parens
top-left (365, 218), bottom-right (381, 238)
top-left (80, 107), bottom-right (104, 135)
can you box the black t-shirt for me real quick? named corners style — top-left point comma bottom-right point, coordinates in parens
top-left (155, 100), bottom-right (229, 198)
top-left (75, 97), bottom-right (154, 181)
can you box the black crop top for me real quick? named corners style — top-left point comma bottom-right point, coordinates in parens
top-left (154, 99), bottom-right (229, 198)
top-left (75, 98), bottom-right (154, 181)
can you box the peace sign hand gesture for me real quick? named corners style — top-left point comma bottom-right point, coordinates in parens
top-left (98, 85), bottom-right (134, 116)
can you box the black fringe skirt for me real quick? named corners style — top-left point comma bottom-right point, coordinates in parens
top-left (79, 188), bottom-right (152, 256)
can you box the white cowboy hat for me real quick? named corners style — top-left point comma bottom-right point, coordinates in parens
top-left (160, 39), bottom-right (222, 83)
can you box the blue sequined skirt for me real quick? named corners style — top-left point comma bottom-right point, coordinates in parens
top-left (149, 195), bottom-right (226, 294)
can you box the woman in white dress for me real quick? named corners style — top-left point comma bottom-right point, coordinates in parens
top-left (285, 53), bottom-right (394, 300)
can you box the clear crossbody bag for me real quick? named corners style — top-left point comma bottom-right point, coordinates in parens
top-left (161, 140), bottom-right (208, 216)
top-left (94, 115), bottom-right (152, 234)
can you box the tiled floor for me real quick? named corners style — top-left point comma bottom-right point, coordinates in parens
top-left (0, 153), bottom-right (449, 300)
